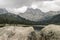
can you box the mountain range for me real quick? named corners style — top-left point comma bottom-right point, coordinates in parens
top-left (19, 8), bottom-right (60, 21)
top-left (0, 8), bottom-right (60, 25)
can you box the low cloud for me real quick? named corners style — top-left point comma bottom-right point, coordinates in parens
top-left (31, 0), bottom-right (60, 12)
top-left (4, 0), bottom-right (60, 13)
top-left (0, 0), bottom-right (52, 8)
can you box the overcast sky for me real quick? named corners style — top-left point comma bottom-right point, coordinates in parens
top-left (0, 0), bottom-right (60, 13)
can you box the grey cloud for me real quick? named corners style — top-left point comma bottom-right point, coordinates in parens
top-left (0, 0), bottom-right (53, 8)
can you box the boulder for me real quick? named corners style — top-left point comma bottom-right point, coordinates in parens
top-left (40, 24), bottom-right (60, 40)
top-left (0, 26), bottom-right (35, 40)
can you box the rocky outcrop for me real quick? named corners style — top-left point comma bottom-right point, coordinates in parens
top-left (40, 24), bottom-right (60, 40)
top-left (1, 24), bottom-right (60, 40)
top-left (0, 26), bottom-right (36, 40)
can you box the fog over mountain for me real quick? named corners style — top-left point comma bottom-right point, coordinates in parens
top-left (0, 8), bottom-right (8, 13)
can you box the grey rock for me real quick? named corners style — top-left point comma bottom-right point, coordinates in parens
top-left (40, 24), bottom-right (60, 40)
top-left (0, 26), bottom-right (35, 40)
